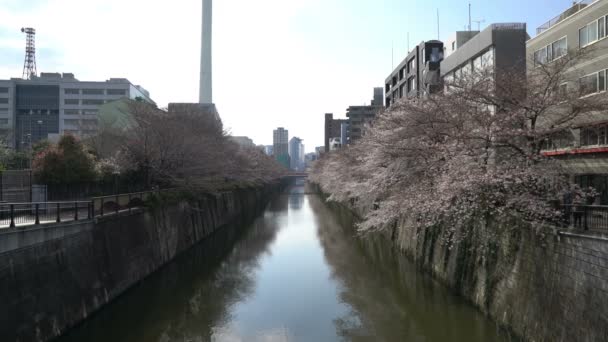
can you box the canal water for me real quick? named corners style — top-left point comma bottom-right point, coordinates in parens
top-left (59, 184), bottom-right (515, 342)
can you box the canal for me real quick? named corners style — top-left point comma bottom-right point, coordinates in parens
top-left (59, 184), bottom-right (515, 342)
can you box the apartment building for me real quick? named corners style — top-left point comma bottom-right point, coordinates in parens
top-left (529, 0), bottom-right (608, 202)
top-left (0, 72), bottom-right (154, 149)
top-left (346, 87), bottom-right (384, 143)
top-left (385, 40), bottom-right (444, 107)
top-left (324, 113), bottom-right (347, 152)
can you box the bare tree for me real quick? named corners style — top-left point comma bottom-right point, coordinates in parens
top-left (116, 102), bottom-right (286, 190)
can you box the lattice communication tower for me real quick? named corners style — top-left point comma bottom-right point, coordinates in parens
top-left (21, 27), bottom-right (37, 80)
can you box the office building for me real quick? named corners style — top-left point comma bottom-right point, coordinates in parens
top-left (385, 40), bottom-right (444, 107)
top-left (324, 113), bottom-right (347, 152)
top-left (289, 137), bottom-right (305, 171)
top-left (346, 87), bottom-right (384, 143)
top-left (441, 23), bottom-right (528, 91)
top-left (273, 127), bottom-right (289, 168)
top-left (529, 0), bottom-right (608, 203)
top-left (0, 72), bottom-right (154, 149)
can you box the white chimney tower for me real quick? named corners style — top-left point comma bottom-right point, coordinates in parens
top-left (199, 0), bottom-right (212, 104)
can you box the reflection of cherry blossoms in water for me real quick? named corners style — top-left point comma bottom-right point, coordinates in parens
top-left (310, 196), bottom-right (517, 342)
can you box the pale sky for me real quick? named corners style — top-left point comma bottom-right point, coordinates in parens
top-left (0, 0), bottom-right (576, 149)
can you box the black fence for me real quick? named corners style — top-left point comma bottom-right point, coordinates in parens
top-left (0, 190), bottom-right (162, 229)
top-left (46, 181), bottom-right (148, 201)
top-left (0, 201), bottom-right (92, 228)
top-left (561, 205), bottom-right (608, 232)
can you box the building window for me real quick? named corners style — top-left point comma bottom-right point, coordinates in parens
top-left (534, 48), bottom-right (547, 65)
top-left (535, 38), bottom-right (566, 66)
top-left (452, 41), bottom-right (455, 50)
top-left (65, 99), bottom-right (79, 105)
top-left (0, 98), bottom-right (7, 104)
top-left (0, 119), bottom-right (9, 125)
top-left (581, 125), bottom-right (608, 146)
top-left (83, 109), bottom-right (98, 115)
top-left (82, 99), bottom-right (104, 106)
top-left (81, 119), bottom-right (98, 128)
top-left (407, 58), bottom-right (416, 72)
top-left (407, 76), bottom-right (416, 92)
top-left (107, 89), bottom-right (126, 96)
top-left (580, 16), bottom-right (608, 48)
top-left (64, 109), bottom-right (80, 115)
top-left (0, 87), bottom-right (8, 93)
top-left (430, 47), bottom-right (443, 63)
top-left (0, 108), bottom-right (8, 113)
top-left (580, 70), bottom-right (607, 96)
top-left (64, 89), bottom-right (80, 95)
top-left (551, 37), bottom-right (567, 60)
top-left (82, 89), bottom-right (104, 95)
top-left (64, 119), bottom-right (79, 126)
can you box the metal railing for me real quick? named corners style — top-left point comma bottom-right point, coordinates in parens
top-left (561, 204), bottom-right (608, 231)
top-left (0, 201), bottom-right (92, 228)
top-left (0, 189), bottom-right (165, 229)
top-left (537, 1), bottom-right (594, 35)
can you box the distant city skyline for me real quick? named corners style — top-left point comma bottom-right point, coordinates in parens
top-left (0, 0), bottom-right (578, 147)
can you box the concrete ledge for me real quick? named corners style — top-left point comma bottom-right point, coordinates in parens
top-left (0, 220), bottom-right (94, 255)
top-left (558, 230), bottom-right (608, 242)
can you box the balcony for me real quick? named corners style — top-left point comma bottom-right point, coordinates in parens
top-left (536, 0), bottom-right (594, 35)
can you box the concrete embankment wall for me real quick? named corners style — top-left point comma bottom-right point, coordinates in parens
top-left (312, 182), bottom-right (608, 341)
top-left (393, 217), bottom-right (608, 342)
top-left (0, 184), bottom-right (278, 342)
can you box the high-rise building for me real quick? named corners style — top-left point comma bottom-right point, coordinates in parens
top-left (200, 0), bottom-right (213, 104)
top-left (273, 127), bottom-right (289, 168)
top-left (0, 72), bottom-right (154, 149)
top-left (289, 137), bottom-right (305, 171)
top-left (385, 40), bottom-right (444, 107)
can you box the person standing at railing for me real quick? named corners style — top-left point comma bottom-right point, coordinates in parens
top-left (562, 188), bottom-right (573, 227)
top-left (573, 186), bottom-right (584, 230)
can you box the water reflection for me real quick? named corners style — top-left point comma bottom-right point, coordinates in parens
top-left (60, 203), bottom-right (283, 342)
top-left (59, 185), bottom-right (514, 342)
top-left (310, 197), bottom-right (517, 341)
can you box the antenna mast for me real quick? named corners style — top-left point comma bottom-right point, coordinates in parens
top-left (468, 3), bottom-right (472, 31)
top-left (21, 27), bottom-right (37, 80)
top-left (437, 9), bottom-right (440, 40)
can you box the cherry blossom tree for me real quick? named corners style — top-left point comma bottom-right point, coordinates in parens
top-left (312, 48), bottom-right (608, 238)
